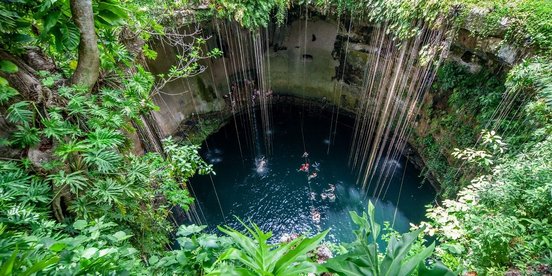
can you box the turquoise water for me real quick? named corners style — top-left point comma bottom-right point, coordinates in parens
top-left (189, 103), bottom-right (435, 243)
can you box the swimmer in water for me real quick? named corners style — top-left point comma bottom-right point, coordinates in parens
top-left (308, 172), bottom-right (317, 181)
top-left (302, 152), bottom-right (309, 158)
top-left (327, 193), bottom-right (336, 202)
top-left (309, 192), bottom-right (317, 200)
top-left (326, 184), bottom-right (335, 193)
top-left (299, 162), bottom-right (310, 172)
top-left (256, 157), bottom-right (267, 173)
top-left (312, 162), bottom-right (320, 171)
top-left (311, 208), bottom-right (321, 224)
top-left (320, 192), bottom-right (328, 200)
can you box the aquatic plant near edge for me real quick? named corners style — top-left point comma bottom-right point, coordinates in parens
top-left (323, 202), bottom-right (455, 276)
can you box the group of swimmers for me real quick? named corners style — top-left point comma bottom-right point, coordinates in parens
top-left (298, 152), bottom-right (320, 181)
top-left (298, 152), bottom-right (339, 224)
top-left (310, 184), bottom-right (336, 202)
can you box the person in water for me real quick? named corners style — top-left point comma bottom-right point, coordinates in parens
top-left (308, 172), bottom-right (317, 181)
top-left (256, 156), bottom-right (267, 173)
top-left (312, 162), bottom-right (320, 171)
top-left (311, 208), bottom-right (321, 224)
top-left (299, 162), bottom-right (310, 172)
top-left (302, 152), bottom-right (309, 158)
top-left (327, 193), bottom-right (336, 202)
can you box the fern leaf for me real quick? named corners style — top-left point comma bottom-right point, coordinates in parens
top-left (66, 95), bottom-right (88, 116)
top-left (55, 140), bottom-right (87, 161)
top-left (47, 170), bottom-right (88, 194)
top-left (0, 84), bottom-right (18, 105)
top-left (83, 149), bottom-right (121, 173)
top-left (91, 178), bottom-right (124, 205)
top-left (86, 128), bottom-right (125, 149)
top-left (126, 159), bottom-right (150, 185)
top-left (42, 117), bottom-right (75, 141)
top-left (6, 101), bottom-right (34, 125)
top-left (22, 178), bottom-right (50, 204)
top-left (12, 125), bottom-right (40, 148)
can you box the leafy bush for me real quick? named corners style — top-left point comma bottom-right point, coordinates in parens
top-left (424, 136), bottom-right (552, 273)
top-left (324, 201), bottom-right (453, 276)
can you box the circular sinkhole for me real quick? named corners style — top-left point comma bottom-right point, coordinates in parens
top-left (189, 102), bottom-right (435, 243)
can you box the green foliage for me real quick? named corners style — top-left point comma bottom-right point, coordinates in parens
top-left (0, 0), bottom-right (549, 275)
top-left (323, 0), bottom-right (447, 40)
top-left (323, 201), bottom-right (453, 276)
top-left (209, 219), bottom-right (328, 275)
top-left (5, 101), bottom-right (33, 126)
top-left (414, 60), bottom-right (550, 196)
top-left (508, 58), bottom-right (552, 130)
top-left (0, 60), bottom-right (18, 73)
top-left (425, 136), bottom-right (552, 273)
top-left (0, 69), bottom-right (214, 254)
top-left (11, 125), bottom-right (40, 148)
top-left (465, 0), bottom-right (552, 55)
top-left (209, 0), bottom-right (289, 29)
top-left (147, 224), bottom-right (232, 274)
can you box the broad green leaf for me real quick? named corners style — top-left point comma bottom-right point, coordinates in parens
top-left (49, 242), bottom-right (67, 252)
top-left (149, 255), bottom-right (159, 265)
top-left (42, 10), bottom-right (60, 33)
top-left (274, 229), bottom-right (329, 274)
top-left (0, 249), bottom-right (17, 275)
top-left (73, 219), bottom-right (88, 230)
top-left (418, 261), bottom-right (456, 276)
top-left (112, 231), bottom-right (131, 241)
top-left (397, 241), bottom-right (435, 275)
top-left (177, 224), bottom-right (207, 237)
top-left (81, 247), bottom-right (98, 259)
top-left (20, 256), bottom-right (59, 276)
top-left (0, 60), bottom-right (18, 73)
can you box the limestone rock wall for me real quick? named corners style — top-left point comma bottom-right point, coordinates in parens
top-left (150, 10), bottom-right (521, 135)
top-left (148, 9), bottom-right (524, 189)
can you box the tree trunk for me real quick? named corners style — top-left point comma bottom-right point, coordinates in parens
top-left (0, 50), bottom-right (55, 106)
top-left (69, 0), bottom-right (100, 90)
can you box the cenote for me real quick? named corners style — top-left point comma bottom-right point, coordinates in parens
top-left (190, 102), bottom-right (436, 243)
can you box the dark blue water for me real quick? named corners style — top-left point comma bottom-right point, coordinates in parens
top-left (190, 103), bottom-right (435, 243)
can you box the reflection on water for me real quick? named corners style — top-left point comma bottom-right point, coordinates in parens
top-left (189, 104), bottom-right (435, 243)
top-left (205, 148), bottom-right (224, 164)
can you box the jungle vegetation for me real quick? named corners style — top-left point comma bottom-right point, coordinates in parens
top-left (0, 0), bottom-right (550, 275)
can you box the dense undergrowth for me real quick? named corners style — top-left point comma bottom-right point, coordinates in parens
top-left (0, 0), bottom-right (551, 275)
